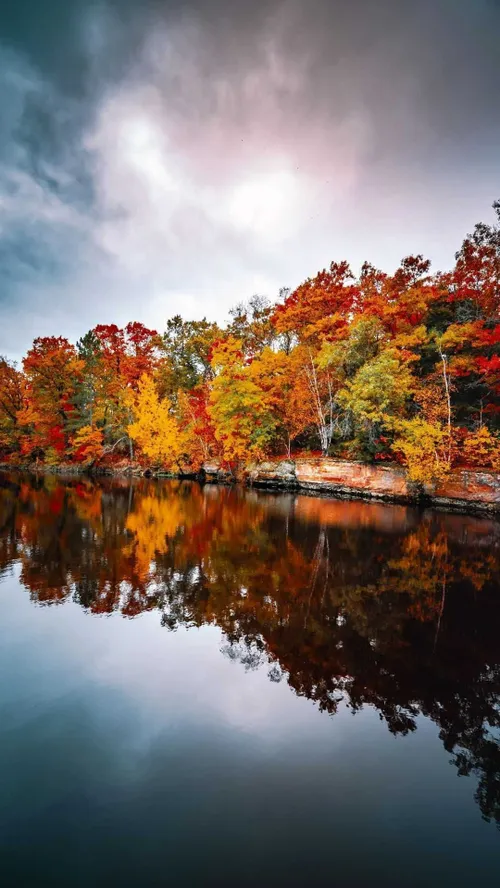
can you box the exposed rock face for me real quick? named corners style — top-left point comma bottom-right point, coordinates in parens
top-left (246, 459), bottom-right (297, 487)
top-left (294, 459), bottom-right (411, 500)
top-left (242, 458), bottom-right (500, 513)
top-left (427, 470), bottom-right (500, 510)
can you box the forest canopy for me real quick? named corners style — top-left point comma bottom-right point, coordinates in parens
top-left (1, 203), bottom-right (499, 482)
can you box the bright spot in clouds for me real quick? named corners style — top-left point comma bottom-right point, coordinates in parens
top-left (227, 168), bottom-right (306, 241)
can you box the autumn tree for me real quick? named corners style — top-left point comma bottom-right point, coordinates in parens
top-left (227, 295), bottom-right (277, 357)
top-left (450, 199), bottom-right (500, 321)
top-left (209, 338), bottom-right (279, 469)
top-left (177, 387), bottom-right (219, 465)
top-left (272, 260), bottom-right (357, 342)
top-left (246, 347), bottom-right (314, 456)
top-left (160, 316), bottom-right (221, 399)
top-left (462, 426), bottom-right (500, 470)
top-left (71, 425), bottom-right (105, 466)
top-left (75, 330), bottom-right (104, 427)
top-left (338, 348), bottom-right (415, 455)
top-left (392, 418), bottom-right (450, 485)
top-left (128, 374), bottom-right (194, 471)
top-left (272, 264), bottom-right (361, 454)
top-left (0, 358), bottom-right (24, 457)
top-left (90, 322), bottom-right (161, 459)
top-left (18, 337), bottom-right (84, 461)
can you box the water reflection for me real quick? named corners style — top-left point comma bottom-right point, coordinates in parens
top-left (1, 471), bottom-right (500, 827)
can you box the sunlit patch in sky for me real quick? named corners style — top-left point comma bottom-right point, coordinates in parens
top-left (227, 167), bottom-right (307, 241)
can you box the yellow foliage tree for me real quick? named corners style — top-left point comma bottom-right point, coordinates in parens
top-left (392, 418), bottom-right (450, 485)
top-left (209, 338), bottom-right (278, 468)
top-left (463, 426), bottom-right (500, 470)
top-left (246, 347), bottom-right (314, 456)
top-left (128, 374), bottom-right (185, 469)
top-left (338, 348), bottom-right (415, 427)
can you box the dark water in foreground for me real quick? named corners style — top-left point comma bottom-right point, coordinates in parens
top-left (0, 472), bottom-right (499, 886)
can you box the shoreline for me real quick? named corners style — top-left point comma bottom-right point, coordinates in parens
top-left (1, 457), bottom-right (499, 517)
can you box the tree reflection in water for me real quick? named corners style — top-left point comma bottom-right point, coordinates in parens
top-left (1, 471), bottom-right (499, 825)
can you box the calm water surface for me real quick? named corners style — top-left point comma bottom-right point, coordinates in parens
top-left (0, 472), bottom-right (499, 886)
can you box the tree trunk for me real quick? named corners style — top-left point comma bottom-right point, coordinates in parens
top-left (439, 346), bottom-right (452, 466)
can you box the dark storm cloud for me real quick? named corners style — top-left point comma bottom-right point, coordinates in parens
top-left (0, 0), bottom-right (499, 359)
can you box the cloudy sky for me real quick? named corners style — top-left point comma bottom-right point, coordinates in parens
top-left (1, 0), bottom-right (499, 361)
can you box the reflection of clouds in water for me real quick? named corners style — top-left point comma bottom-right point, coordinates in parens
top-left (82, 618), bottom-right (348, 741)
top-left (0, 573), bottom-right (350, 747)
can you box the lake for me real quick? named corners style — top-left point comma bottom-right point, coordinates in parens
top-left (0, 472), bottom-right (499, 886)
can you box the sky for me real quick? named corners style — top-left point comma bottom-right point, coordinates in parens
top-left (1, 0), bottom-right (499, 362)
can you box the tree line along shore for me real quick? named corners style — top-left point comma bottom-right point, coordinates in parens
top-left (1, 202), bottom-right (499, 488)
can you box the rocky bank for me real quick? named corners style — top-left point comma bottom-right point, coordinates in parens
top-left (204, 458), bottom-right (500, 514)
top-left (1, 457), bottom-right (499, 514)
